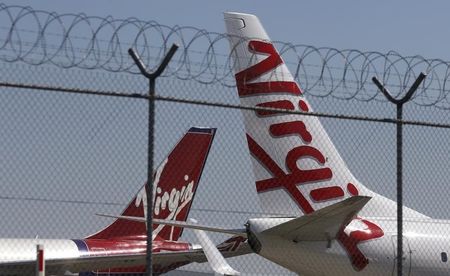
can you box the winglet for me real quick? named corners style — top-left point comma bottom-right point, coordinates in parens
top-left (189, 219), bottom-right (240, 276)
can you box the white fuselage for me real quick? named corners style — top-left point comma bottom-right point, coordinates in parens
top-left (0, 239), bottom-right (81, 264)
top-left (0, 237), bottom-right (197, 275)
top-left (249, 217), bottom-right (450, 276)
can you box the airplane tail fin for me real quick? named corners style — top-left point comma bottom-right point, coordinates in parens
top-left (86, 127), bottom-right (216, 241)
top-left (224, 12), bottom-right (425, 219)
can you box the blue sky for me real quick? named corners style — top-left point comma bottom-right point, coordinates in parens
top-left (4, 0), bottom-right (450, 60)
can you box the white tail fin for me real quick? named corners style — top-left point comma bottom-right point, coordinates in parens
top-left (224, 12), bottom-right (426, 219)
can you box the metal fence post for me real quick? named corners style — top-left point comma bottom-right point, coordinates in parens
top-left (372, 72), bottom-right (426, 276)
top-left (128, 44), bottom-right (178, 276)
top-left (36, 244), bottom-right (44, 276)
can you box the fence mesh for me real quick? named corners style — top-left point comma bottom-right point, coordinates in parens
top-left (1, 4), bottom-right (450, 276)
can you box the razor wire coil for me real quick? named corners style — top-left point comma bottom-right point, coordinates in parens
top-left (2, 4), bottom-right (450, 108)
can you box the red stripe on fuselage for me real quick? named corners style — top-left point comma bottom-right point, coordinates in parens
top-left (79, 238), bottom-right (191, 274)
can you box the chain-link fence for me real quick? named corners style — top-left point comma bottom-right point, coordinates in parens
top-left (1, 4), bottom-right (450, 276)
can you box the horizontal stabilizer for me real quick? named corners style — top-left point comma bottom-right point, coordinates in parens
top-left (96, 214), bottom-right (247, 237)
top-left (263, 196), bottom-right (371, 242)
top-left (153, 219), bottom-right (247, 237)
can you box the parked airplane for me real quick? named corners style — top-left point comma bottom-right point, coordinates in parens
top-left (155, 12), bottom-right (450, 276)
top-left (0, 127), bottom-right (248, 275)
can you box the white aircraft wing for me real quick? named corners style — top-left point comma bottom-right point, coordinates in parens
top-left (154, 218), bottom-right (247, 237)
top-left (96, 214), bottom-right (248, 237)
top-left (262, 196), bottom-right (371, 242)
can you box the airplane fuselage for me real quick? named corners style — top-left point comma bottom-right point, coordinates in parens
top-left (0, 238), bottom-right (193, 275)
top-left (248, 217), bottom-right (450, 276)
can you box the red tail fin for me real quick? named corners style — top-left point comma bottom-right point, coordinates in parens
top-left (86, 127), bottom-right (216, 241)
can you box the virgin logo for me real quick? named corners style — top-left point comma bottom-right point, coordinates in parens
top-left (237, 40), bottom-right (384, 271)
top-left (135, 158), bottom-right (168, 225)
top-left (134, 158), bottom-right (195, 240)
top-left (152, 175), bottom-right (194, 240)
top-left (339, 218), bottom-right (384, 270)
top-left (153, 175), bottom-right (195, 218)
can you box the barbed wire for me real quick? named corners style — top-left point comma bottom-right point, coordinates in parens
top-left (2, 4), bottom-right (450, 108)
